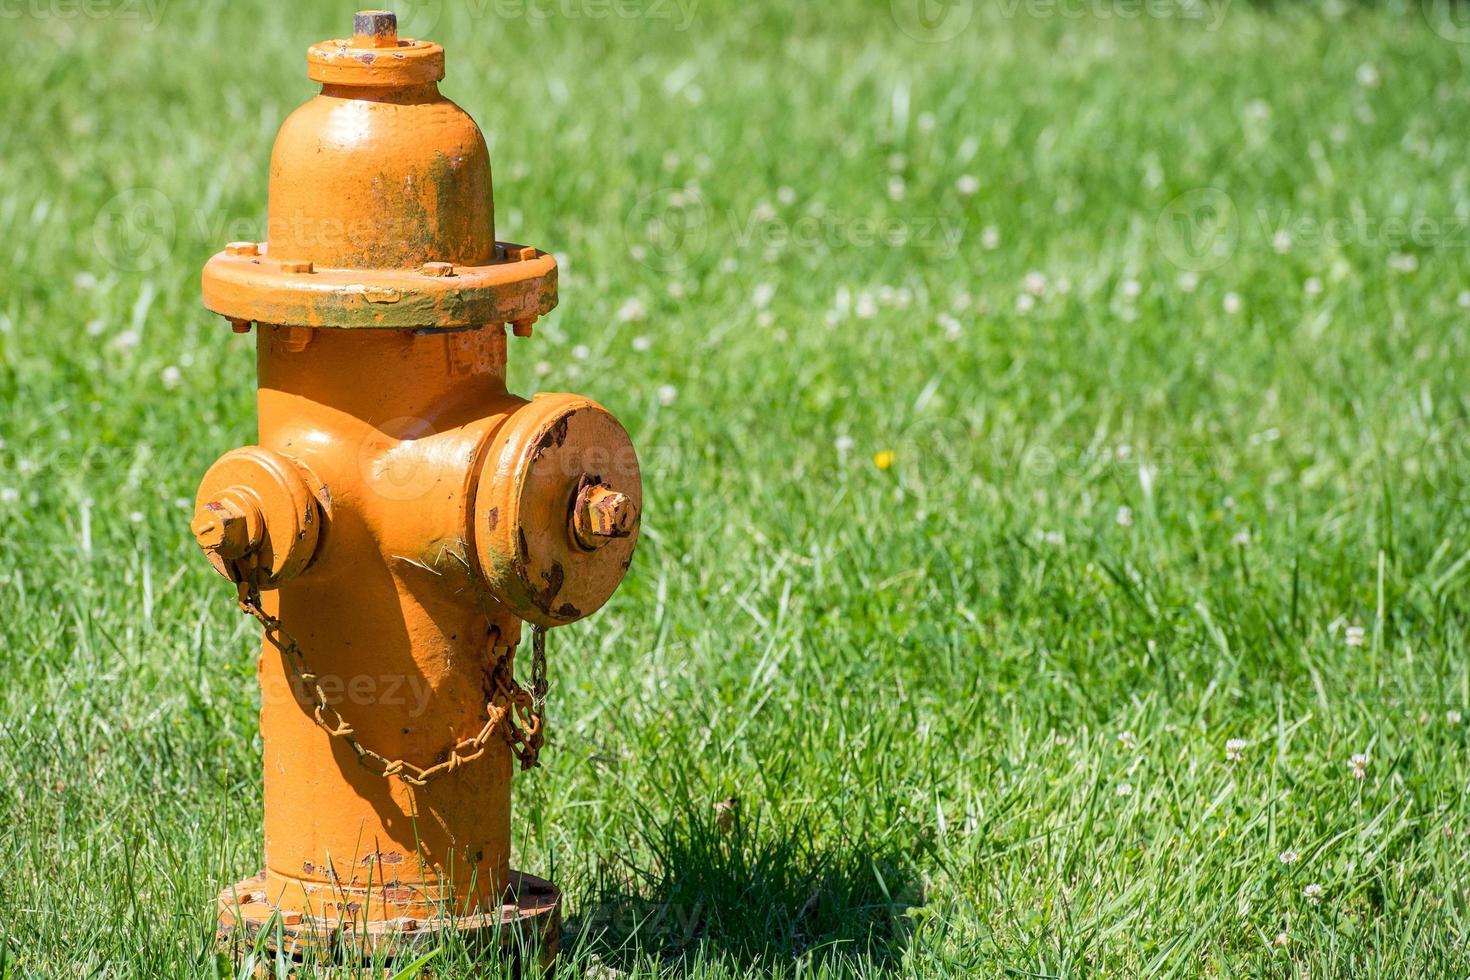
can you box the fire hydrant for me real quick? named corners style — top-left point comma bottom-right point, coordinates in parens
top-left (193, 11), bottom-right (640, 958)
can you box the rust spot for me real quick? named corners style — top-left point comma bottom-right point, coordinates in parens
top-left (486, 506), bottom-right (498, 531)
top-left (530, 560), bottom-right (565, 612)
top-left (555, 602), bottom-right (581, 619)
top-left (302, 861), bottom-right (316, 875)
top-left (532, 413), bottom-right (571, 459)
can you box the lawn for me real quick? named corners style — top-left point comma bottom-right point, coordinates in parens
top-left (3, 0), bottom-right (1470, 975)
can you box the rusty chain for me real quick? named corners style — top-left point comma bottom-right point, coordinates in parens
top-left (234, 580), bottom-right (548, 786)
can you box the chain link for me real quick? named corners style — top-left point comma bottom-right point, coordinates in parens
top-left (234, 581), bottom-right (547, 786)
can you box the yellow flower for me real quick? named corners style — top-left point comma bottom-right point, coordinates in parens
top-left (873, 450), bottom-right (895, 470)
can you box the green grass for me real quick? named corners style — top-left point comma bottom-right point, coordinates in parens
top-left (4, 0), bottom-right (1470, 975)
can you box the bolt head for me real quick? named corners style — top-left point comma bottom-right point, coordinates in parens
top-left (421, 261), bottom-right (455, 277)
top-left (191, 500), bottom-right (255, 559)
top-left (352, 10), bottom-right (398, 48)
top-left (573, 484), bottom-right (636, 549)
top-left (225, 241), bottom-right (260, 257)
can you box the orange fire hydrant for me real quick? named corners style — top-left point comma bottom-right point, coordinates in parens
top-left (192, 11), bottom-right (640, 958)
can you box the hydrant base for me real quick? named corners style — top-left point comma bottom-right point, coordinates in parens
top-left (216, 869), bottom-right (561, 967)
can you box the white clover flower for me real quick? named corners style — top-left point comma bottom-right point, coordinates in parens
top-left (1116, 506), bottom-right (1134, 528)
top-left (1388, 253), bottom-right (1418, 273)
top-left (110, 330), bottom-right (141, 351)
top-left (86, 319), bottom-right (106, 337)
top-left (1458, 291), bottom-right (1470, 309)
top-left (0, 488), bottom-right (18, 505)
top-left (534, 361), bottom-right (552, 377)
top-left (1279, 849), bottom-right (1299, 864)
top-left (1042, 530), bottom-right (1064, 546)
top-left (1448, 710), bottom-right (1462, 726)
top-left (855, 293), bottom-right (878, 320)
top-left (753, 282), bottom-right (776, 309)
top-left (1015, 293), bottom-right (1036, 314)
top-left (1356, 62), bottom-right (1379, 88)
top-left (1345, 626), bottom-right (1366, 647)
top-left (1023, 271), bottom-right (1047, 296)
top-left (834, 434), bottom-right (855, 453)
top-left (1232, 529), bottom-right (1251, 547)
top-left (776, 185), bottom-right (797, 206)
top-left (1274, 932), bottom-right (1289, 947)
top-left (160, 365), bottom-right (182, 390)
top-left (129, 511), bottom-right (144, 523)
top-left (632, 335), bottom-right (651, 352)
top-left (981, 225), bottom-right (1001, 250)
top-left (1226, 738), bottom-right (1247, 762)
top-left (887, 175), bottom-right (906, 202)
top-left (1304, 277), bottom-right (1323, 297)
top-left (1115, 782), bottom-right (1134, 797)
top-left (1117, 731), bottom-right (1138, 751)
top-left (1223, 292), bottom-right (1243, 315)
top-left (1303, 883), bottom-right (1324, 904)
top-left (1120, 279), bottom-right (1142, 300)
top-left (656, 384), bottom-right (678, 407)
top-left (937, 313), bottom-right (963, 340)
top-left (1350, 752), bottom-right (1369, 779)
top-left (572, 344), bottom-right (591, 360)
top-left (1272, 229), bottom-right (1293, 253)
top-left (1177, 271), bottom-right (1199, 293)
top-left (616, 297), bottom-right (648, 323)
top-left (956, 174), bottom-right (979, 196)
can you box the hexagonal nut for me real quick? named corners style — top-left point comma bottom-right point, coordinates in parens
top-left (190, 497), bottom-right (258, 559)
top-left (573, 484), bottom-right (636, 549)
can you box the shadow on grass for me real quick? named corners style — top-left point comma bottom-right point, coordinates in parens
top-left (567, 801), bottom-right (922, 974)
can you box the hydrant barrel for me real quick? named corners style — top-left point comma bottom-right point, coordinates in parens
top-left (195, 11), bottom-right (640, 958)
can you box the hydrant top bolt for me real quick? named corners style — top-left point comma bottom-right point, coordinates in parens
top-left (573, 484), bottom-right (636, 550)
top-left (225, 241), bottom-right (260, 257)
top-left (191, 497), bottom-right (259, 560)
top-left (352, 10), bottom-right (398, 48)
top-left (421, 261), bottom-right (455, 277)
